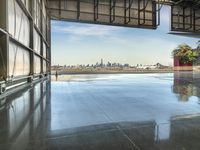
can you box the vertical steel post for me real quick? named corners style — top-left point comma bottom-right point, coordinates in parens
top-left (94, 0), bottom-right (99, 21)
top-left (77, 0), bottom-right (80, 20)
top-left (29, 0), bottom-right (34, 81)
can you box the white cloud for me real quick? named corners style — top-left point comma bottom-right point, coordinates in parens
top-left (52, 23), bottom-right (121, 37)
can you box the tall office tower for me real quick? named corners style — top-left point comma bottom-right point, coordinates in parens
top-left (101, 59), bottom-right (103, 67)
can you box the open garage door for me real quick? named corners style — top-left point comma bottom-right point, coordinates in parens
top-left (48, 0), bottom-right (158, 29)
top-left (171, 0), bottom-right (200, 33)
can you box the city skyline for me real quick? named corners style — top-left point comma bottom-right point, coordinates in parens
top-left (51, 58), bottom-right (171, 74)
top-left (51, 6), bottom-right (198, 66)
top-left (52, 58), bottom-right (168, 67)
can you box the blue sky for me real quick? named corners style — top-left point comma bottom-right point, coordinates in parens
top-left (51, 6), bottom-right (198, 66)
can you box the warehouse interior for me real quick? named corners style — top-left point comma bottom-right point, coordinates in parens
top-left (0, 0), bottom-right (200, 95)
top-left (0, 0), bottom-right (200, 150)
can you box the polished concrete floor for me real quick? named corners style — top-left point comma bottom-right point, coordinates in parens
top-left (1, 72), bottom-right (200, 150)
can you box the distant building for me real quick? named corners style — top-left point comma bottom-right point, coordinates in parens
top-left (136, 63), bottom-right (167, 69)
top-left (101, 59), bottom-right (103, 67)
top-left (107, 62), bottom-right (111, 67)
top-left (124, 64), bottom-right (129, 67)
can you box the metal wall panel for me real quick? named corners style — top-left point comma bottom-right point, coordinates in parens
top-left (0, 0), bottom-right (50, 93)
top-left (194, 9), bottom-right (200, 32)
top-left (9, 41), bottom-right (30, 77)
top-left (42, 0), bottom-right (47, 39)
top-left (0, 0), bottom-right (7, 30)
top-left (33, 0), bottom-right (42, 30)
top-left (8, 0), bottom-right (30, 47)
top-left (33, 29), bottom-right (41, 54)
top-left (43, 61), bottom-right (47, 73)
top-left (48, 0), bottom-right (157, 29)
top-left (34, 55), bottom-right (41, 74)
top-left (171, 5), bottom-right (200, 33)
top-left (0, 33), bottom-right (7, 81)
top-left (43, 42), bottom-right (47, 58)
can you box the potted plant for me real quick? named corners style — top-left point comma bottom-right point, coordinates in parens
top-left (172, 44), bottom-right (199, 68)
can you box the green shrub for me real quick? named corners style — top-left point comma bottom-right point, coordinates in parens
top-left (172, 44), bottom-right (199, 64)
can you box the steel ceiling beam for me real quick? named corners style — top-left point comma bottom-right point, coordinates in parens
top-left (47, 0), bottom-right (200, 35)
top-left (48, 0), bottom-right (157, 29)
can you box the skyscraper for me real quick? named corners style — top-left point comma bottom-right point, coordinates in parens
top-left (101, 59), bottom-right (103, 67)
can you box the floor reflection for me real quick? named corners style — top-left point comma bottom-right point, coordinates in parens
top-left (0, 79), bottom-right (51, 150)
top-left (173, 71), bottom-right (200, 101)
top-left (1, 73), bottom-right (200, 149)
